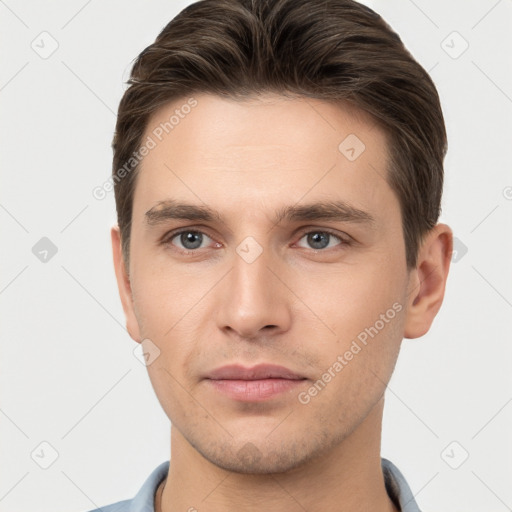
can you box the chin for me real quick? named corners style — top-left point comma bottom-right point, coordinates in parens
top-left (191, 432), bottom-right (341, 475)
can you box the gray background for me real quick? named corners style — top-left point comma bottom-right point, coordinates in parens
top-left (1, 0), bottom-right (511, 510)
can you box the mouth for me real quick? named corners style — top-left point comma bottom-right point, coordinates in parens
top-left (205, 363), bottom-right (308, 402)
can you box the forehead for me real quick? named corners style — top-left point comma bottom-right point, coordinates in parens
top-left (133, 93), bottom-right (396, 225)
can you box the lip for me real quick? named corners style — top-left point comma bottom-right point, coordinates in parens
top-left (205, 364), bottom-right (307, 402)
top-left (206, 363), bottom-right (305, 381)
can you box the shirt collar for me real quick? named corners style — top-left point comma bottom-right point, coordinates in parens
top-left (126, 458), bottom-right (421, 512)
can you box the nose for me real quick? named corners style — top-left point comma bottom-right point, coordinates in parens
top-left (216, 243), bottom-right (292, 340)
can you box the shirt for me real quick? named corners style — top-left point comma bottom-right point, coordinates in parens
top-left (85, 458), bottom-right (420, 512)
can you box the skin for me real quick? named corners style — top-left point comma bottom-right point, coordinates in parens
top-left (112, 93), bottom-right (453, 512)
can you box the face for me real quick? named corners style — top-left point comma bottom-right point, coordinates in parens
top-left (116, 93), bottom-right (415, 473)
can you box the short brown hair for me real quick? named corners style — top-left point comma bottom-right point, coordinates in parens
top-left (112, 0), bottom-right (447, 270)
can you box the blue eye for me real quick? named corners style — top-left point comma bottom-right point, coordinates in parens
top-left (296, 231), bottom-right (344, 250)
top-left (161, 228), bottom-right (350, 254)
top-left (167, 230), bottom-right (213, 251)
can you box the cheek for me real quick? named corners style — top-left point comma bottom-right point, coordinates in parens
top-left (145, 357), bottom-right (194, 429)
top-left (306, 259), bottom-right (406, 389)
top-left (129, 267), bottom-right (198, 388)
top-left (305, 259), bottom-right (405, 334)
top-left (306, 300), bottom-right (405, 427)
top-left (130, 248), bottom-right (191, 333)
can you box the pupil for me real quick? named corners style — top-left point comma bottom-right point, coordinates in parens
top-left (309, 232), bottom-right (329, 249)
top-left (182, 232), bottom-right (202, 249)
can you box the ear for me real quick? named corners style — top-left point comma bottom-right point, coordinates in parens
top-left (111, 225), bottom-right (142, 343)
top-left (404, 223), bottom-right (453, 339)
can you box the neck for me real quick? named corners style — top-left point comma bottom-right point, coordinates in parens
top-left (159, 398), bottom-right (399, 512)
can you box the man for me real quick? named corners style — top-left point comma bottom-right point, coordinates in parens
top-left (92, 0), bottom-right (453, 510)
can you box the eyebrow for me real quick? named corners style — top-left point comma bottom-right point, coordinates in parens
top-left (145, 199), bottom-right (376, 227)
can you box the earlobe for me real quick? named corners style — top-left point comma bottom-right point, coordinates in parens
top-left (404, 223), bottom-right (453, 339)
top-left (111, 225), bottom-right (142, 343)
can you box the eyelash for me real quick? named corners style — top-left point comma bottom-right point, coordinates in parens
top-left (160, 227), bottom-right (352, 254)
